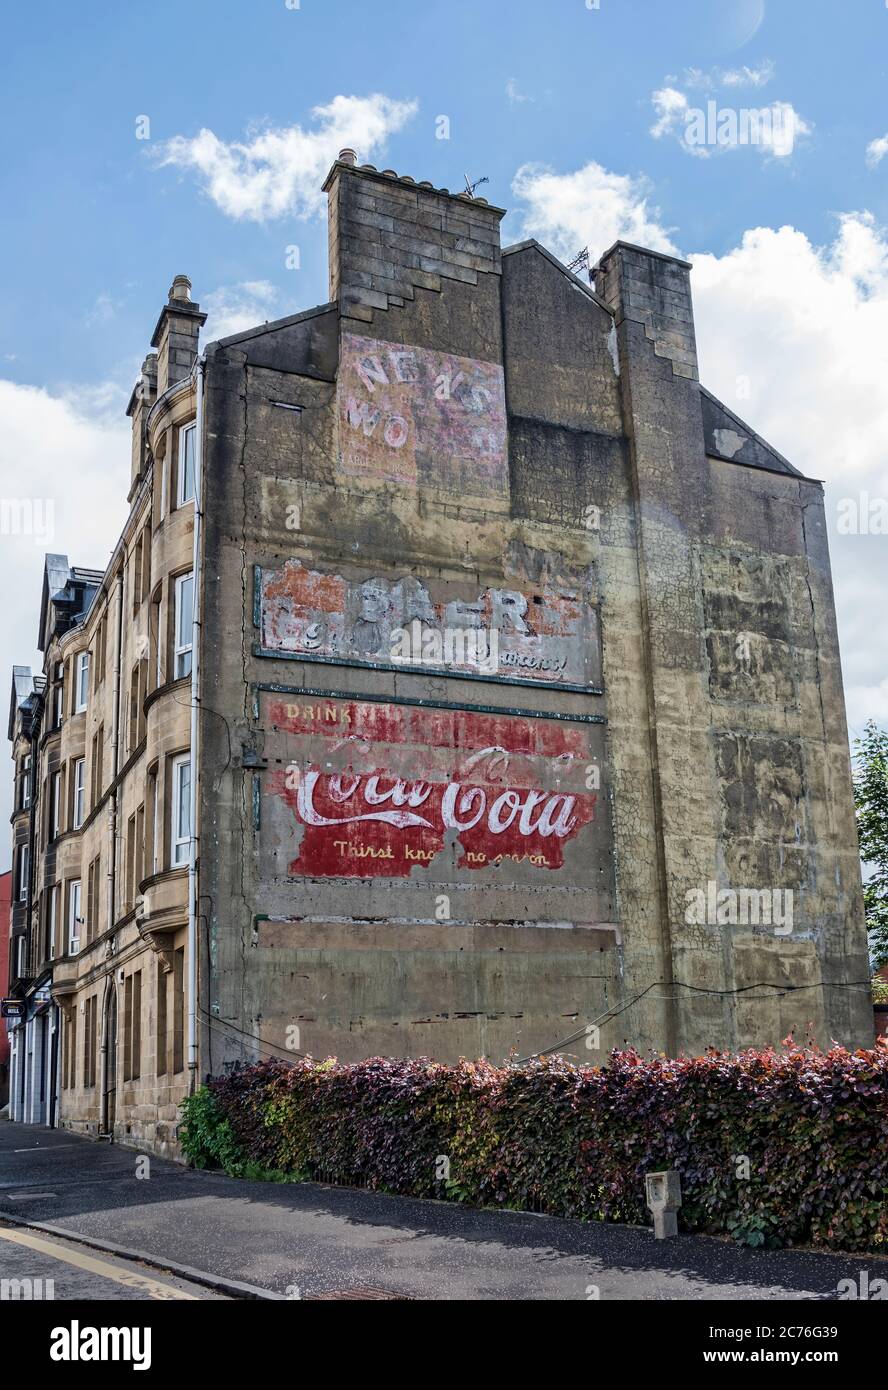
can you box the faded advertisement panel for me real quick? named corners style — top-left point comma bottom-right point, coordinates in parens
top-left (259, 694), bottom-right (610, 887)
top-left (338, 332), bottom-right (508, 498)
top-left (258, 559), bottom-right (601, 688)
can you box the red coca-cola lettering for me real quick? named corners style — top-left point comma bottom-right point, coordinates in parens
top-left (277, 753), bottom-right (595, 878)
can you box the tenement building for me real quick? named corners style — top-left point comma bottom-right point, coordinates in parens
top-left (7, 153), bottom-right (871, 1148)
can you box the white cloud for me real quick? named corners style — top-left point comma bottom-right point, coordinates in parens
top-left (0, 380), bottom-right (130, 837)
top-left (846, 678), bottom-right (888, 734)
top-left (721, 60), bottom-right (776, 88)
top-left (506, 79), bottom-right (533, 104)
top-left (650, 76), bottom-right (810, 160)
top-left (690, 211), bottom-right (888, 736)
top-left (675, 68), bottom-right (715, 92)
top-left (650, 87), bottom-right (692, 141)
top-left (866, 133), bottom-right (888, 168)
top-left (755, 102), bottom-right (812, 158)
top-left (512, 156), bottom-right (888, 739)
top-left (202, 281), bottom-right (284, 342)
top-left (84, 293), bottom-right (122, 328)
top-left (679, 60), bottom-right (776, 90)
top-left (511, 160), bottom-right (680, 262)
top-left (154, 94), bottom-right (418, 222)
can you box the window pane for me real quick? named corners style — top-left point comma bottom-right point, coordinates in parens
top-left (179, 762), bottom-right (191, 839)
top-left (171, 757), bottom-right (191, 866)
top-left (175, 574), bottom-right (193, 679)
top-left (178, 575), bottom-right (193, 634)
top-left (69, 881), bottom-right (81, 951)
top-left (76, 653), bottom-right (90, 709)
top-left (180, 425), bottom-right (195, 504)
top-left (73, 760), bottom-right (85, 828)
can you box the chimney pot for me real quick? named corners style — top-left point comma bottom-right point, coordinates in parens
top-left (169, 274), bottom-right (192, 303)
top-left (338, 148), bottom-right (357, 166)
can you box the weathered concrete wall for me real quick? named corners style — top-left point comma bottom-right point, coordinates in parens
top-left (197, 162), bottom-right (870, 1076)
top-left (593, 238), bottom-right (870, 1052)
top-left (199, 167), bottom-right (622, 1069)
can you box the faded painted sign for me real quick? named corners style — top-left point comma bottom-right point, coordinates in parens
top-left (338, 332), bottom-right (508, 497)
top-left (258, 560), bottom-right (601, 688)
top-left (260, 695), bottom-right (607, 881)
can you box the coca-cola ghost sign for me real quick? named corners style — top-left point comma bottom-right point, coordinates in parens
top-left (263, 695), bottom-right (603, 879)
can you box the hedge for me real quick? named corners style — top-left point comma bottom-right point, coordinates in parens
top-left (179, 1045), bottom-right (888, 1252)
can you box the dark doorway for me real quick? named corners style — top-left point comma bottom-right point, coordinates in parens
top-left (103, 985), bottom-right (117, 1137)
top-left (48, 1007), bottom-right (59, 1127)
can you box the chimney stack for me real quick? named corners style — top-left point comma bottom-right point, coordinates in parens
top-left (322, 157), bottom-right (505, 333)
top-left (126, 352), bottom-right (158, 498)
top-left (593, 242), bottom-right (698, 381)
top-left (150, 275), bottom-right (207, 395)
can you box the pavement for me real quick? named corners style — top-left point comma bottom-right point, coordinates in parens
top-left (0, 1221), bottom-right (228, 1301)
top-left (1, 1119), bottom-right (885, 1301)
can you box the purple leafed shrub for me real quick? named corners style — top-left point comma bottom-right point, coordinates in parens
top-left (179, 1045), bottom-right (888, 1251)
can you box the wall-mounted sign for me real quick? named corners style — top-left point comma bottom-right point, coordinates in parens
top-left (257, 560), bottom-right (602, 690)
top-left (338, 332), bottom-right (508, 499)
top-left (1, 999), bottom-right (25, 1020)
top-left (260, 694), bottom-right (608, 882)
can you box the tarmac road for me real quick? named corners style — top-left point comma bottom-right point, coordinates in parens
top-left (1, 1120), bottom-right (884, 1301)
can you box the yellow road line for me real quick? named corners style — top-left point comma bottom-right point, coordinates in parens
top-left (0, 1226), bottom-right (198, 1300)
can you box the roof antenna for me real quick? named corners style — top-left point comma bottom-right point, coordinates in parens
top-left (464, 174), bottom-right (490, 198)
top-left (566, 247), bottom-right (590, 275)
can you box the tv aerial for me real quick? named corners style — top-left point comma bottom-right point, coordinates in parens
top-left (464, 174), bottom-right (490, 198)
top-left (567, 247), bottom-right (590, 274)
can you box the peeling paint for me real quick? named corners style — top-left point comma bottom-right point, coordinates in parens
top-left (257, 558), bottom-right (602, 688)
top-left (713, 427), bottom-right (747, 459)
top-left (338, 333), bottom-right (508, 497)
top-left (607, 322), bottom-right (620, 376)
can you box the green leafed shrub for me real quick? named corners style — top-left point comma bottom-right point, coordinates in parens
top-left (180, 1044), bottom-right (888, 1252)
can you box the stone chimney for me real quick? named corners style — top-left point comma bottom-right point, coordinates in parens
top-left (593, 242), bottom-right (698, 381)
top-left (150, 275), bottom-right (207, 395)
top-left (126, 352), bottom-right (158, 498)
top-left (322, 153), bottom-right (505, 332)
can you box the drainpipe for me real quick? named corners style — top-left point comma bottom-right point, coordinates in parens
top-left (100, 568), bottom-right (124, 1136)
top-left (187, 357), bottom-right (205, 1089)
top-left (107, 569), bottom-right (124, 928)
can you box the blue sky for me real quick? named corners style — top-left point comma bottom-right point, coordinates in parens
top-left (1, 0), bottom-right (888, 837)
top-left (2, 0), bottom-right (886, 389)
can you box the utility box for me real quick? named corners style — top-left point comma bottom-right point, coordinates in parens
top-left (645, 1169), bottom-right (682, 1239)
